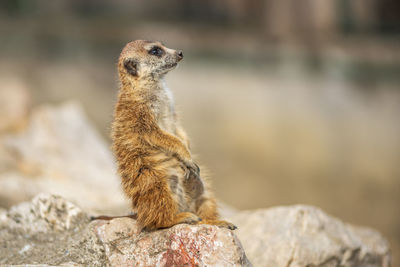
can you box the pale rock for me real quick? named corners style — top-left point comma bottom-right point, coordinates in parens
top-left (0, 102), bottom-right (128, 214)
top-left (93, 218), bottom-right (250, 266)
top-left (0, 79), bottom-right (30, 133)
top-left (228, 205), bottom-right (391, 267)
top-left (0, 194), bottom-right (251, 267)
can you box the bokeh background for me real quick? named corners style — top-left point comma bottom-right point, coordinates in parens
top-left (1, 0), bottom-right (399, 264)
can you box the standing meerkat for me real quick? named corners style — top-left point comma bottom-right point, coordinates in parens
top-left (111, 40), bottom-right (236, 231)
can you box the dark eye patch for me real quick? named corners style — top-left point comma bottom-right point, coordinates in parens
top-left (148, 46), bottom-right (164, 57)
top-left (124, 59), bottom-right (138, 76)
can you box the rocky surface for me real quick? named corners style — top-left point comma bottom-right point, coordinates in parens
top-left (227, 206), bottom-right (391, 267)
top-left (0, 194), bottom-right (391, 267)
top-left (0, 194), bottom-right (251, 267)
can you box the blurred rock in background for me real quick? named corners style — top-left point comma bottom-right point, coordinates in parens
top-left (0, 79), bottom-right (30, 134)
top-left (0, 101), bottom-right (128, 214)
top-left (226, 205), bottom-right (390, 266)
top-left (0, 0), bottom-right (399, 265)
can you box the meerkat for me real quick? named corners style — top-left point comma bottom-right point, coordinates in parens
top-left (108, 40), bottom-right (236, 231)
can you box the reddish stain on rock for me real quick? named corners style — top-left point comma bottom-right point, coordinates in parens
top-left (162, 233), bottom-right (201, 266)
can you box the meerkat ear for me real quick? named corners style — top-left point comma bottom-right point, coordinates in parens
top-left (124, 59), bottom-right (138, 76)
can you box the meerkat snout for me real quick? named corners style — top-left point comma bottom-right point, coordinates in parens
top-left (177, 50), bottom-right (183, 61)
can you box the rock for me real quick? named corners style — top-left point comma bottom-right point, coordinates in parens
top-left (0, 79), bottom-right (30, 133)
top-left (94, 218), bottom-right (250, 266)
top-left (0, 102), bottom-right (128, 214)
top-left (1, 195), bottom-right (390, 267)
top-left (0, 81), bottom-right (30, 176)
top-left (228, 205), bottom-right (391, 267)
top-left (0, 194), bottom-right (251, 267)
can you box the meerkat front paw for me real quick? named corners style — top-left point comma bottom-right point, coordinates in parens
top-left (184, 161), bottom-right (200, 180)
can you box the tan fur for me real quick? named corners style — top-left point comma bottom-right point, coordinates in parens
top-left (112, 40), bottom-right (236, 231)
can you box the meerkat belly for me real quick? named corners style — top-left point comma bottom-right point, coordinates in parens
top-left (167, 163), bottom-right (205, 213)
top-left (142, 151), bottom-right (198, 212)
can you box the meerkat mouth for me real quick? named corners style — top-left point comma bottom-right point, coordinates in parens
top-left (158, 63), bottom-right (178, 74)
top-left (164, 63), bottom-right (178, 69)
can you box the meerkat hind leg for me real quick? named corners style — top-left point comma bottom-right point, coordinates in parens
top-left (168, 212), bottom-right (202, 226)
top-left (198, 219), bottom-right (237, 230)
top-left (195, 197), bottom-right (237, 230)
top-left (134, 175), bottom-right (201, 230)
top-left (145, 211), bottom-right (201, 230)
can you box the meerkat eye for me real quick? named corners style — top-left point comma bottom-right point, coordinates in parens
top-left (148, 46), bottom-right (164, 57)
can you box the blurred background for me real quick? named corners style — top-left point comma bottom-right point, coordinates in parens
top-left (0, 0), bottom-right (399, 264)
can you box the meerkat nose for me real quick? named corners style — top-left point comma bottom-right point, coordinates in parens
top-left (177, 51), bottom-right (184, 60)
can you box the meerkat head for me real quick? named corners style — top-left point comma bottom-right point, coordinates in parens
top-left (118, 40), bottom-right (183, 82)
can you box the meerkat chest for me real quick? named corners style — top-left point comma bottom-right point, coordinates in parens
top-left (149, 84), bottom-right (176, 133)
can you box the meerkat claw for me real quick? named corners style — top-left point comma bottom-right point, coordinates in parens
top-left (184, 161), bottom-right (200, 180)
top-left (219, 221), bottom-right (238, 230)
top-left (229, 224), bottom-right (238, 230)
